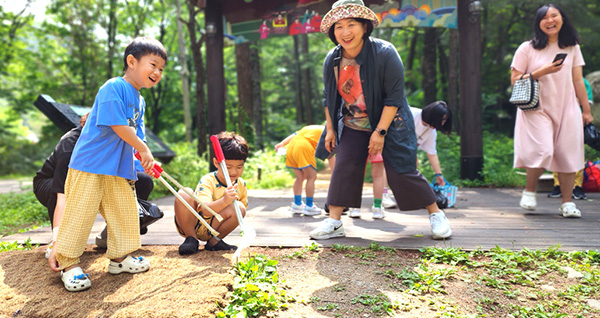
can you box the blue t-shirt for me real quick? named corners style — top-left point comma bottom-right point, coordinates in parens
top-left (70, 77), bottom-right (146, 180)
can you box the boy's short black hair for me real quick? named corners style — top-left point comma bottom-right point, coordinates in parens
top-left (217, 131), bottom-right (249, 161)
top-left (421, 101), bottom-right (452, 135)
top-left (123, 37), bottom-right (168, 72)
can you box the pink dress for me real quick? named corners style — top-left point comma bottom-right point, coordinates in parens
top-left (511, 41), bottom-right (585, 173)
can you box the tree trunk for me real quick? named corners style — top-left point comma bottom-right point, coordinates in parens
top-left (293, 35), bottom-right (304, 124)
top-left (448, 29), bottom-right (459, 133)
top-left (406, 28), bottom-right (419, 71)
top-left (300, 33), bottom-right (313, 124)
top-left (250, 42), bottom-right (263, 149)
top-left (186, 0), bottom-right (207, 155)
top-left (176, 0), bottom-right (192, 142)
top-left (405, 28), bottom-right (419, 92)
top-left (147, 13), bottom-right (168, 133)
top-left (205, 0), bottom-right (226, 140)
top-left (422, 28), bottom-right (437, 105)
top-left (107, 0), bottom-right (117, 79)
top-left (235, 42), bottom-right (252, 134)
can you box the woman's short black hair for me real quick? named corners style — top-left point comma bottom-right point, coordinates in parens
top-left (421, 101), bottom-right (452, 135)
top-left (123, 37), bottom-right (168, 72)
top-left (531, 4), bottom-right (579, 49)
top-left (328, 18), bottom-right (374, 45)
top-left (217, 131), bottom-right (249, 161)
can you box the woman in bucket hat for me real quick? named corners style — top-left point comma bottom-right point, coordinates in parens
top-left (310, 0), bottom-right (452, 240)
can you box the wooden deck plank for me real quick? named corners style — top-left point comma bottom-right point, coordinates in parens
top-left (2, 187), bottom-right (599, 252)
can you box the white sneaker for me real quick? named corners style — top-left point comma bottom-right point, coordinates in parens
top-left (559, 202), bottom-right (581, 218)
top-left (372, 206), bottom-right (385, 219)
top-left (429, 211), bottom-right (452, 239)
top-left (348, 208), bottom-right (361, 218)
top-left (520, 191), bottom-right (536, 211)
top-left (302, 204), bottom-right (322, 216)
top-left (45, 241), bottom-right (54, 259)
top-left (290, 202), bottom-right (305, 214)
top-left (309, 218), bottom-right (345, 240)
top-left (382, 193), bottom-right (397, 209)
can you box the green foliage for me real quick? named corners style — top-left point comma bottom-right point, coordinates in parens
top-left (0, 238), bottom-right (38, 253)
top-left (0, 107), bottom-right (49, 175)
top-left (419, 131), bottom-right (525, 188)
top-left (0, 192), bottom-right (48, 237)
top-left (420, 246), bottom-right (472, 266)
top-left (385, 260), bottom-right (455, 294)
top-left (150, 141), bottom-right (209, 199)
top-left (217, 254), bottom-right (294, 318)
top-left (243, 149), bottom-right (295, 189)
top-left (284, 242), bottom-right (320, 259)
top-left (351, 293), bottom-right (399, 315)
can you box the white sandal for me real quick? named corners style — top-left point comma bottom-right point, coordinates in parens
top-left (61, 267), bottom-right (91, 292)
top-left (108, 255), bottom-right (150, 274)
top-left (520, 190), bottom-right (537, 211)
top-left (560, 202), bottom-right (581, 218)
top-left (45, 241), bottom-right (54, 259)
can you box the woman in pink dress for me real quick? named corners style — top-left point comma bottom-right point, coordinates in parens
top-left (510, 4), bottom-right (593, 218)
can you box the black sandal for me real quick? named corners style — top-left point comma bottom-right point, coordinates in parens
top-left (205, 240), bottom-right (237, 251)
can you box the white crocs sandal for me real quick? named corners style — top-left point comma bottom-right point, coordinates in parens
top-left (560, 202), bottom-right (581, 218)
top-left (108, 255), bottom-right (150, 274)
top-left (45, 241), bottom-right (54, 259)
top-left (520, 191), bottom-right (537, 211)
top-left (61, 267), bottom-right (91, 292)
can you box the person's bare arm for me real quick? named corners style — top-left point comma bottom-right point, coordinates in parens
top-left (275, 133), bottom-right (296, 151)
top-left (572, 66), bottom-right (593, 125)
top-left (324, 108), bottom-right (336, 152)
top-left (510, 59), bottom-right (564, 85)
top-left (427, 153), bottom-right (445, 186)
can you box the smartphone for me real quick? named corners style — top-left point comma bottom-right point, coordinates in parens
top-left (553, 53), bottom-right (567, 66)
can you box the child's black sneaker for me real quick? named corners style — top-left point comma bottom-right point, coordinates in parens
top-left (572, 186), bottom-right (587, 200)
top-left (178, 236), bottom-right (199, 255)
top-left (205, 240), bottom-right (237, 251)
top-left (547, 186), bottom-right (561, 198)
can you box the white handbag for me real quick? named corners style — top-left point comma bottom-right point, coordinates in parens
top-left (509, 73), bottom-right (540, 111)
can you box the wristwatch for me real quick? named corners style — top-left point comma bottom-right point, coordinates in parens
top-left (375, 127), bottom-right (387, 136)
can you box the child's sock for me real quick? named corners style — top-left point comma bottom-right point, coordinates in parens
top-left (294, 195), bottom-right (302, 205)
top-left (306, 197), bottom-right (314, 207)
top-left (373, 198), bottom-right (382, 208)
top-left (383, 187), bottom-right (389, 194)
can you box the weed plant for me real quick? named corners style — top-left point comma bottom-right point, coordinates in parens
top-left (0, 238), bottom-right (38, 253)
top-left (217, 254), bottom-right (294, 318)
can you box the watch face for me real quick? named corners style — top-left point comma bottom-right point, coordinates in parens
top-left (379, 129), bottom-right (386, 136)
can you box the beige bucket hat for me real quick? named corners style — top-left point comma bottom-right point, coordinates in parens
top-left (320, 0), bottom-right (380, 34)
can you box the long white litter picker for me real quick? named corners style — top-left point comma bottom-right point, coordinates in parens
top-left (210, 135), bottom-right (256, 261)
top-left (135, 152), bottom-right (222, 237)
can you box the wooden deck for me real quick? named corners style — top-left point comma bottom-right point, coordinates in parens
top-left (3, 185), bottom-right (599, 252)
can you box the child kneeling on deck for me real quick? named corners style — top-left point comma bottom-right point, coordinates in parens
top-left (174, 131), bottom-right (249, 255)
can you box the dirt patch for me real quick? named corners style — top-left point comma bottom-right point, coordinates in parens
top-left (1, 245), bottom-right (596, 318)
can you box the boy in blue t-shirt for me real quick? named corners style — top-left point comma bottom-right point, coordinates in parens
top-left (48, 37), bottom-right (167, 292)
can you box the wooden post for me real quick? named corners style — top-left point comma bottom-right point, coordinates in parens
top-left (205, 0), bottom-right (225, 136)
top-left (457, 0), bottom-right (483, 180)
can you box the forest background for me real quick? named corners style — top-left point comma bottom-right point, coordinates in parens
top-left (2, 0), bottom-right (600, 193)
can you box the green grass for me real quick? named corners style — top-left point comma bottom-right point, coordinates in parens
top-left (0, 192), bottom-right (48, 237)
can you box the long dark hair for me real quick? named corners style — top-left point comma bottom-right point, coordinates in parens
top-left (531, 4), bottom-right (579, 49)
top-left (421, 101), bottom-right (452, 135)
top-left (328, 18), bottom-right (373, 45)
